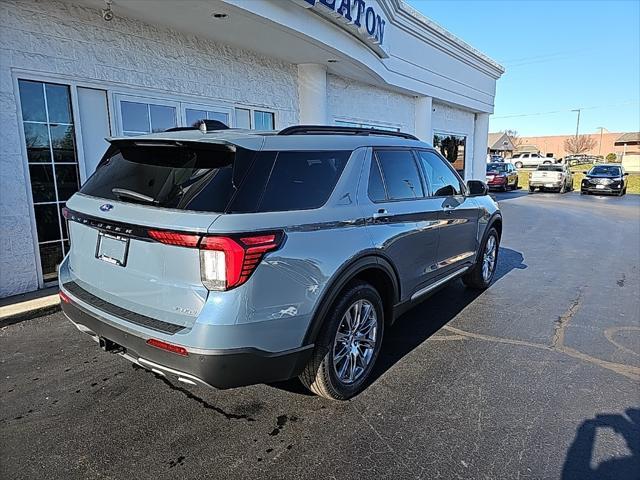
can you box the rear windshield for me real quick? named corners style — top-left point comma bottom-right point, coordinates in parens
top-left (537, 165), bottom-right (563, 172)
top-left (487, 163), bottom-right (508, 172)
top-left (590, 166), bottom-right (621, 176)
top-left (80, 143), bottom-right (350, 213)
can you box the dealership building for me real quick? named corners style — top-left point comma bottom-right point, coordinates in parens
top-left (0, 0), bottom-right (504, 297)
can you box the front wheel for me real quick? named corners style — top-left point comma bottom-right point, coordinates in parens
top-left (462, 227), bottom-right (499, 290)
top-left (515, 162), bottom-right (523, 169)
top-left (529, 186), bottom-right (535, 193)
top-left (299, 282), bottom-right (384, 400)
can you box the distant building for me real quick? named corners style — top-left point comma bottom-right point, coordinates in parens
top-left (615, 132), bottom-right (640, 172)
top-left (517, 131), bottom-right (622, 159)
top-left (487, 132), bottom-right (515, 157)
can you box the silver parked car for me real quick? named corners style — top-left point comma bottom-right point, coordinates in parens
top-left (509, 152), bottom-right (557, 169)
top-left (59, 124), bottom-right (502, 400)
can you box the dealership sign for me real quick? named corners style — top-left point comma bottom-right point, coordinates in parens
top-left (294, 0), bottom-right (389, 58)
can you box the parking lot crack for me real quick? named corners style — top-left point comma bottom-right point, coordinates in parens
top-left (551, 289), bottom-right (584, 349)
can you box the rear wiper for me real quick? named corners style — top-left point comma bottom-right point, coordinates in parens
top-left (111, 188), bottom-right (157, 204)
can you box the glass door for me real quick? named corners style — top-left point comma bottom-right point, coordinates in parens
top-left (18, 80), bottom-right (80, 283)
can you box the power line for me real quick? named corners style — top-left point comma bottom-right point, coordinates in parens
top-left (492, 100), bottom-right (640, 119)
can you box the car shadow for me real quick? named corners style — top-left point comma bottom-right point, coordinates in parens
top-left (491, 190), bottom-right (531, 202)
top-left (561, 408), bottom-right (640, 480)
top-left (270, 247), bottom-right (527, 397)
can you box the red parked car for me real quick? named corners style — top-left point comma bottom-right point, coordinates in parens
top-left (486, 162), bottom-right (519, 191)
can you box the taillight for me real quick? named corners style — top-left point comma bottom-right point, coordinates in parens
top-left (199, 233), bottom-right (281, 290)
top-left (59, 290), bottom-right (71, 303)
top-left (147, 228), bottom-right (283, 291)
top-left (146, 338), bottom-right (188, 356)
top-left (148, 229), bottom-right (200, 248)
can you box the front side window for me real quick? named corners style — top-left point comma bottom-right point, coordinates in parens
top-left (433, 133), bottom-right (466, 175)
top-left (374, 150), bottom-right (424, 200)
top-left (416, 150), bottom-right (463, 197)
top-left (18, 79), bottom-right (80, 283)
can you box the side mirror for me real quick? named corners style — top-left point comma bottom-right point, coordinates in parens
top-left (582, 171), bottom-right (588, 174)
top-left (624, 172), bottom-right (629, 176)
top-left (467, 180), bottom-right (488, 197)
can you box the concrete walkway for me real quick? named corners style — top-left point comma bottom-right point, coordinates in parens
top-left (0, 287), bottom-right (60, 327)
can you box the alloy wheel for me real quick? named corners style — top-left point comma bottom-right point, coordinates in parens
top-left (482, 235), bottom-right (497, 282)
top-left (332, 299), bottom-right (378, 384)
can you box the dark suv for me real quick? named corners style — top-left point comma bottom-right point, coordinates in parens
top-left (59, 124), bottom-right (502, 400)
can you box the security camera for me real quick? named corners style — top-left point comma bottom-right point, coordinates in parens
top-left (101, 8), bottom-right (113, 21)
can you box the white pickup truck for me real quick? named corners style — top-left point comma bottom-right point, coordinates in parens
top-left (509, 153), bottom-right (557, 169)
top-left (529, 164), bottom-right (573, 193)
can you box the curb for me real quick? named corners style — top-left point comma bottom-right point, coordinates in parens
top-left (0, 288), bottom-right (62, 328)
top-left (0, 303), bottom-right (62, 328)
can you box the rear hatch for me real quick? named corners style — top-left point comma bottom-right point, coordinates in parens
top-left (64, 139), bottom-right (255, 330)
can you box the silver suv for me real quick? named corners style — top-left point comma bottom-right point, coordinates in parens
top-left (59, 124), bottom-right (502, 400)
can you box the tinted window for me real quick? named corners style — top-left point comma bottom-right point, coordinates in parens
top-left (375, 150), bottom-right (424, 200)
top-left (257, 151), bottom-right (349, 211)
top-left (368, 158), bottom-right (386, 202)
top-left (487, 163), bottom-right (509, 173)
top-left (416, 150), bottom-right (463, 196)
top-left (81, 144), bottom-right (241, 212)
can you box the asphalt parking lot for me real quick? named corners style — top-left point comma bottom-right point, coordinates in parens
top-left (2, 191), bottom-right (639, 480)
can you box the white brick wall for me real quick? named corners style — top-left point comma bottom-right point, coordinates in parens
top-left (327, 74), bottom-right (415, 132)
top-left (0, 0), bottom-right (300, 297)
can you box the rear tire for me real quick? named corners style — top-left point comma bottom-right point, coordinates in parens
top-left (515, 162), bottom-right (523, 169)
top-left (514, 178), bottom-right (519, 190)
top-left (462, 227), bottom-right (499, 290)
top-left (299, 281), bottom-right (384, 400)
top-left (529, 186), bottom-right (535, 193)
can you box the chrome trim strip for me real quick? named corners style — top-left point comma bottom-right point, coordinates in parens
top-left (411, 266), bottom-right (470, 302)
top-left (428, 251), bottom-right (475, 272)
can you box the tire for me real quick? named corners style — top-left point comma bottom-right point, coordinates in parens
top-left (529, 186), bottom-right (535, 193)
top-left (560, 183), bottom-right (566, 194)
top-left (299, 281), bottom-right (384, 400)
top-left (515, 162), bottom-right (523, 169)
top-left (514, 178), bottom-right (519, 190)
top-left (462, 227), bottom-right (499, 290)
top-left (623, 187), bottom-right (627, 195)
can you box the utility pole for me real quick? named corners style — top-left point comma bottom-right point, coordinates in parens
top-left (597, 127), bottom-right (604, 157)
top-left (571, 109), bottom-right (581, 138)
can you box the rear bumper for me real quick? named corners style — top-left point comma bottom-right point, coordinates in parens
top-left (61, 299), bottom-right (313, 389)
top-left (529, 181), bottom-right (562, 188)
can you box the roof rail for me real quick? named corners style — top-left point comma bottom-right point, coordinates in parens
top-left (165, 119), bottom-right (229, 133)
top-left (277, 125), bottom-right (419, 141)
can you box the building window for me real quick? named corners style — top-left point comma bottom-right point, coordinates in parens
top-left (433, 133), bottom-right (466, 175)
top-left (234, 108), bottom-right (275, 130)
top-left (235, 108), bottom-right (251, 129)
top-left (335, 119), bottom-right (400, 132)
top-left (253, 110), bottom-right (275, 130)
top-left (118, 99), bottom-right (177, 136)
top-left (185, 107), bottom-right (229, 127)
top-left (18, 80), bottom-right (80, 283)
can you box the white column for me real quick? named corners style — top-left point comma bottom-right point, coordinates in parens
top-left (298, 64), bottom-right (327, 124)
top-left (414, 96), bottom-right (433, 142)
top-left (472, 112), bottom-right (490, 180)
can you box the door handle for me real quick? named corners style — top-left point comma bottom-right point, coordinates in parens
top-left (372, 208), bottom-right (389, 221)
top-left (443, 205), bottom-right (454, 215)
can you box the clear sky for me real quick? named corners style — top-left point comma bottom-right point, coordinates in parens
top-left (408, 0), bottom-right (640, 137)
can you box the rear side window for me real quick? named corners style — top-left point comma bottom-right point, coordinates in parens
top-left (256, 151), bottom-right (350, 212)
top-left (415, 150), bottom-right (464, 196)
top-left (80, 143), bottom-right (250, 212)
top-left (374, 150), bottom-right (424, 200)
top-left (368, 158), bottom-right (386, 202)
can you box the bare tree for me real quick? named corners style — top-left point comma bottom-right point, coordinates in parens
top-left (564, 135), bottom-right (597, 155)
top-left (503, 129), bottom-right (523, 149)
